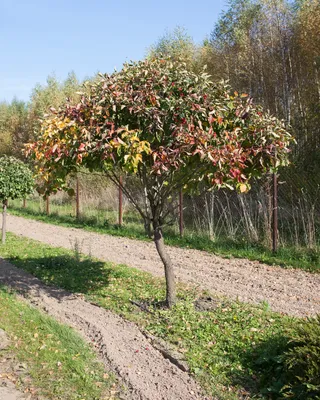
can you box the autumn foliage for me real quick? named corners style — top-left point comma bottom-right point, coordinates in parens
top-left (26, 58), bottom-right (292, 196)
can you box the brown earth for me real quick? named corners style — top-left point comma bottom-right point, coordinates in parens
top-left (4, 214), bottom-right (320, 317)
top-left (0, 329), bottom-right (31, 400)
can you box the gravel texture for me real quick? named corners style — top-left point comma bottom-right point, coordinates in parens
top-left (4, 214), bottom-right (320, 317)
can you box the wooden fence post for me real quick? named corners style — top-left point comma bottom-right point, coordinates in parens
top-left (23, 198), bottom-right (26, 208)
top-left (2, 200), bottom-right (7, 244)
top-left (179, 190), bottom-right (184, 237)
top-left (76, 176), bottom-right (80, 220)
top-left (272, 172), bottom-right (278, 253)
top-left (118, 176), bottom-right (123, 226)
top-left (46, 196), bottom-right (50, 216)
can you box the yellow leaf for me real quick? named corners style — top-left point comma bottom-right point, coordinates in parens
top-left (240, 184), bottom-right (248, 193)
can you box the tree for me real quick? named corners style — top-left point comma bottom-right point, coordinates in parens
top-left (293, 0), bottom-right (320, 172)
top-left (0, 102), bottom-right (12, 155)
top-left (147, 27), bottom-right (199, 71)
top-left (0, 99), bottom-right (29, 158)
top-left (8, 99), bottom-right (30, 159)
top-left (26, 58), bottom-right (293, 307)
top-left (28, 73), bottom-right (82, 142)
top-left (0, 156), bottom-right (34, 244)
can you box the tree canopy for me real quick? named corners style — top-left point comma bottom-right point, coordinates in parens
top-left (27, 58), bottom-right (292, 194)
top-left (0, 156), bottom-right (34, 202)
top-left (0, 155), bottom-right (34, 244)
top-left (26, 58), bottom-right (293, 306)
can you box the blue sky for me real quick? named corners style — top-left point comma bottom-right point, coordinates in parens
top-left (0, 0), bottom-right (227, 103)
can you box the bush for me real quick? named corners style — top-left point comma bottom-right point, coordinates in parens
top-left (282, 315), bottom-right (320, 399)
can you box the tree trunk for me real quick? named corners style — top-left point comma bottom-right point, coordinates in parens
top-left (76, 176), bottom-right (80, 220)
top-left (46, 196), bottom-right (50, 215)
top-left (118, 176), bottom-right (123, 226)
top-left (2, 199), bottom-right (7, 244)
top-left (153, 221), bottom-right (176, 307)
top-left (144, 217), bottom-right (152, 238)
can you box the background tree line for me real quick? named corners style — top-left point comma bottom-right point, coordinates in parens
top-left (0, 72), bottom-right (81, 158)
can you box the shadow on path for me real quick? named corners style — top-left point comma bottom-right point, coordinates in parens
top-left (0, 254), bottom-right (111, 298)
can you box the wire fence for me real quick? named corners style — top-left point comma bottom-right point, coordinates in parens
top-left (11, 167), bottom-right (320, 251)
top-left (184, 169), bottom-right (320, 250)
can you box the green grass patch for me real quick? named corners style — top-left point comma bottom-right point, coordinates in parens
top-left (9, 201), bottom-right (320, 273)
top-left (0, 233), bottom-right (302, 399)
top-left (0, 285), bottom-right (115, 399)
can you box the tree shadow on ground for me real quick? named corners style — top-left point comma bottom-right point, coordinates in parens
top-left (228, 333), bottom-right (291, 399)
top-left (3, 254), bottom-right (115, 296)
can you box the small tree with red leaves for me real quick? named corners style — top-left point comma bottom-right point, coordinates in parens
top-left (26, 58), bottom-right (293, 307)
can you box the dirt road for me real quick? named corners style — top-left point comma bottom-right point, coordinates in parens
top-left (3, 214), bottom-right (320, 317)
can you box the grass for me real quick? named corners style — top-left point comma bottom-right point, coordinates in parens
top-left (9, 199), bottom-right (320, 273)
top-left (0, 285), bottom-right (116, 399)
top-left (0, 232), bottom-right (301, 399)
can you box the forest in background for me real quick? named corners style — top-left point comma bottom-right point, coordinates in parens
top-left (1, 0), bottom-right (319, 250)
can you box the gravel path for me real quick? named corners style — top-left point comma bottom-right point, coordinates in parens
top-left (0, 259), bottom-right (207, 400)
top-left (0, 383), bottom-right (27, 400)
top-left (4, 214), bottom-right (320, 317)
